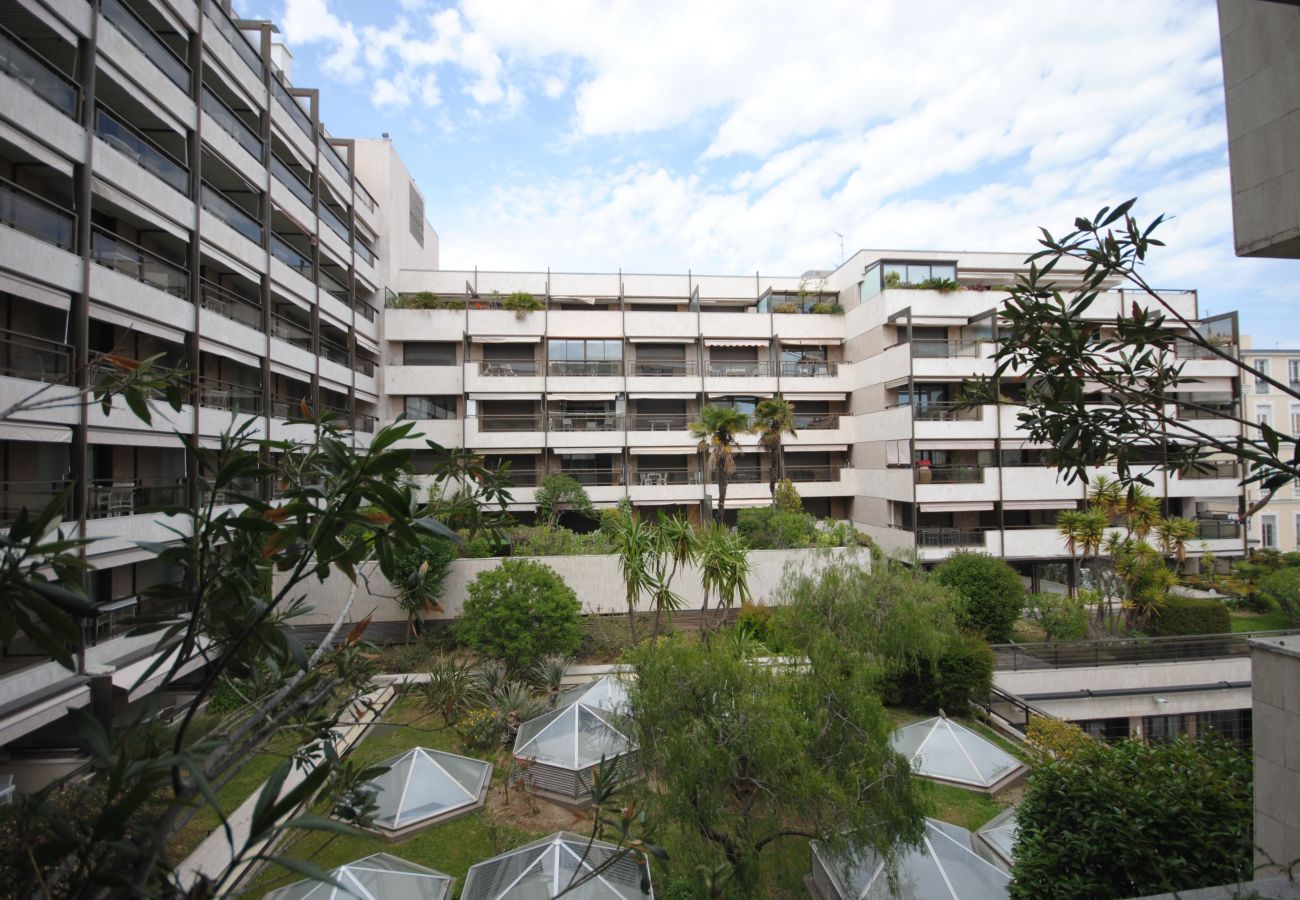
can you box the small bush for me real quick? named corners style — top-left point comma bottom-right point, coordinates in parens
top-left (774, 478), bottom-right (802, 513)
top-left (454, 559), bottom-right (582, 671)
top-left (1024, 591), bottom-right (1088, 641)
top-left (735, 601), bottom-right (776, 648)
top-left (887, 631), bottom-right (993, 713)
top-left (772, 301), bottom-right (799, 314)
top-left (1258, 566), bottom-right (1300, 626)
top-left (735, 507), bottom-right (818, 549)
top-left (932, 551), bottom-right (1025, 643)
top-left (507, 524), bottom-right (614, 557)
top-left (456, 707), bottom-right (504, 752)
top-left (1148, 595), bottom-right (1231, 636)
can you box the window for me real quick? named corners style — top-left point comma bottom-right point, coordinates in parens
top-left (1255, 358), bottom-right (1269, 393)
top-left (1195, 709), bottom-right (1252, 744)
top-left (404, 396), bottom-right (456, 420)
top-left (547, 339), bottom-right (622, 375)
top-left (1295, 513), bottom-right (1300, 547)
top-left (1290, 359), bottom-right (1300, 387)
top-left (882, 261), bottom-right (957, 288)
top-left (403, 342), bottom-right (456, 366)
top-left (1262, 514), bottom-right (1278, 549)
top-left (408, 181), bottom-right (424, 246)
top-left (1142, 714), bottom-right (1186, 744)
top-left (1077, 717), bottom-right (1130, 743)
top-left (1291, 406), bottom-right (1300, 435)
top-left (1257, 404), bottom-right (1273, 428)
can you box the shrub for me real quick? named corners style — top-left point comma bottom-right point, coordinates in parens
top-left (735, 601), bottom-right (776, 648)
top-left (772, 301), bottom-right (799, 314)
top-left (502, 291), bottom-right (543, 318)
top-left (1024, 591), bottom-right (1087, 641)
top-left (1147, 595), bottom-right (1231, 636)
top-left (454, 559), bottom-right (582, 671)
top-left (507, 524), bottom-right (613, 557)
top-left (886, 631), bottom-right (993, 713)
top-left (1012, 737), bottom-right (1253, 899)
top-left (535, 474), bottom-right (597, 527)
top-left (390, 535), bottom-right (457, 638)
top-left (1258, 566), bottom-right (1300, 626)
top-left (456, 707), bottom-right (503, 752)
top-left (808, 300), bottom-right (844, 314)
top-left (932, 551), bottom-right (1025, 643)
top-left (774, 478), bottom-right (802, 513)
top-left (735, 507), bottom-right (818, 549)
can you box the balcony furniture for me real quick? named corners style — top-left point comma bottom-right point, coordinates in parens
top-left (92, 482), bottom-right (136, 517)
top-left (639, 472), bottom-right (668, 486)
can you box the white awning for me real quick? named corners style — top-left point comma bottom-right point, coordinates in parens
top-left (915, 439), bottom-right (996, 450)
top-left (1003, 500), bottom-right (1076, 510)
top-left (629, 392), bottom-right (698, 400)
top-left (549, 447), bottom-right (622, 455)
top-left (884, 376), bottom-right (910, 390)
top-left (1170, 377), bottom-right (1234, 393)
top-left (470, 335), bottom-right (541, 343)
top-left (707, 392), bottom-right (773, 399)
top-left (548, 393), bottom-right (617, 401)
top-left (633, 498), bottom-right (700, 506)
top-left (704, 497), bottom-right (770, 508)
top-left (919, 502), bottom-right (995, 512)
top-left (469, 392), bottom-right (541, 401)
top-left (0, 272), bottom-right (70, 311)
top-left (793, 444), bottom-right (848, 452)
top-left (90, 304), bottom-right (186, 344)
top-left (779, 338), bottom-right (842, 346)
top-left (783, 392), bottom-right (846, 401)
top-left (88, 428), bottom-right (186, 447)
top-left (0, 421), bottom-right (71, 443)
top-left (480, 447), bottom-right (543, 455)
top-left (111, 639), bottom-right (211, 702)
top-left (629, 446), bottom-right (694, 455)
top-left (629, 336), bottom-right (695, 343)
top-left (199, 337), bottom-right (260, 370)
top-left (705, 339), bottom-right (769, 347)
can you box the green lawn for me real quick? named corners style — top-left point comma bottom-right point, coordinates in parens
top-left (1230, 603), bottom-right (1293, 633)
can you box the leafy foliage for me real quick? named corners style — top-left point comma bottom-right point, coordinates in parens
top-left (1023, 715), bottom-right (1098, 762)
top-left (1024, 591), bottom-right (1088, 641)
top-left (535, 474), bottom-right (597, 528)
top-left (1012, 737), bottom-right (1253, 899)
top-left (690, 404), bottom-right (751, 522)
top-left (932, 551), bottom-right (1025, 643)
top-left (1258, 566), bottom-right (1300, 627)
top-left (1147, 595), bottom-right (1231, 636)
top-left (888, 631), bottom-right (993, 713)
top-left (391, 535), bottom-right (457, 639)
top-left (454, 559), bottom-right (582, 671)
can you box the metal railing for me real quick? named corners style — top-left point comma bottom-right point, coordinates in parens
top-left (627, 360), bottom-right (698, 377)
top-left (974, 687), bottom-right (1051, 735)
top-left (910, 339), bottom-right (983, 358)
top-left (318, 335), bottom-right (348, 366)
top-left (272, 78), bottom-right (313, 138)
top-left (270, 311), bottom-right (311, 347)
top-left (779, 360), bottom-right (838, 377)
top-left (0, 175), bottom-right (74, 250)
top-left (271, 391), bottom-right (308, 419)
top-left (707, 361), bottom-right (773, 377)
top-left (548, 360), bottom-right (623, 377)
top-left (318, 270), bottom-right (349, 302)
top-left (203, 0), bottom-right (262, 76)
top-left (199, 377), bottom-right (261, 413)
top-left (353, 413), bottom-right (376, 433)
top-left (271, 233), bottom-right (312, 276)
top-left (321, 139), bottom-right (349, 179)
top-left (88, 477), bottom-right (186, 518)
top-left (793, 413), bottom-right (839, 429)
top-left (353, 298), bottom-right (377, 322)
top-left (633, 468), bottom-right (695, 486)
top-left (200, 278), bottom-right (262, 328)
top-left (102, 0), bottom-right (190, 90)
top-left (728, 468), bottom-right (764, 484)
top-left (202, 184), bottom-right (263, 243)
top-left (474, 414), bottom-right (543, 432)
top-left (0, 480), bottom-right (70, 525)
top-left (0, 27), bottom-right (79, 116)
top-left (915, 526), bottom-right (986, 548)
top-left (786, 464), bottom-right (842, 483)
top-left (1177, 460), bottom-right (1240, 480)
top-left (1177, 402), bottom-right (1237, 420)
top-left (915, 465), bottom-right (983, 484)
top-left (912, 401), bottom-right (981, 422)
top-left (629, 414), bottom-right (690, 431)
top-left (201, 87), bottom-right (262, 160)
top-left (353, 239), bottom-right (375, 266)
top-left (548, 412), bottom-right (623, 432)
top-left (270, 154), bottom-right (312, 207)
top-left (90, 227), bottom-right (188, 299)
top-left (1196, 518), bottom-right (1242, 540)
top-left (319, 202), bottom-right (349, 241)
top-left (95, 105), bottom-right (188, 192)
top-left (477, 360), bottom-right (539, 376)
top-left (991, 629), bottom-right (1299, 671)
top-left (0, 327), bottom-right (71, 382)
top-left (355, 180), bottom-right (376, 212)
top-left (563, 471), bottom-right (622, 487)
top-left (497, 469), bottom-right (538, 487)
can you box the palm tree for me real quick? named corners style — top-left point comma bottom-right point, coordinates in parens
top-left (689, 404), bottom-right (751, 523)
top-left (752, 396), bottom-right (798, 504)
top-left (1154, 516), bottom-right (1200, 572)
top-left (609, 511), bottom-right (655, 643)
top-left (1123, 487), bottom-right (1162, 541)
top-left (1077, 507), bottom-right (1111, 600)
top-left (650, 514), bottom-right (696, 638)
top-left (1055, 509), bottom-right (1087, 598)
top-left (1086, 474), bottom-right (1123, 522)
top-left (697, 524), bottom-right (752, 632)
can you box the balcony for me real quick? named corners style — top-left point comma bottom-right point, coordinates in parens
top-left (562, 470), bottom-right (623, 488)
top-left (627, 360), bottom-right (699, 377)
top-left (912, 402), bottom-right (981, 421)
top-left (321, 140), bottom-right (350, 181)
top-left (916, 526), bottom-right (987, 548)
top-left (200, 278), bottom-right (262, 329)
top-left (320, 203), bottom-right (349, 243)
top-left (94, 105), bottom-right (189, 194)
top-left (632, 467), bottom-right (696, 486)
top-left (786, 464), bottom-right (843, 483)
top-left (1196, 518), bottom-right (1242, 540)
top-left (270, 154), bottom-right (312, 209)
top-left (778, 361), bottom-right (837, 377)
top-left (629, 414), bottom-right (690, 431)
top-left (914, 465), bottom-right (983, 484)
top-left (793, 413), bottom-right (839, 430)
top-left (0, 27), bottom-right (79, 118)
top-left (548, 412), bottom-right (623, 432)
top-left (87, 478), bottom-right (186, 519)
top-left (707, 361), bottom-right (773, 377)
top-left (0, 327), bottom-right (71, 383)
top-left (0, 480), bottom-right (69, 526)
top-left (272, 78), bottom-right (313, 139)
top-left (478, 413), bottom-right (543, 432)
top-left (910, 339), bottom-right (984, 358)
top-left (199, 376), bottom-right (261, 414)
top-left (547, 360), bottom-right (622, 377)
top-left (203, 0), bottom-right (262, 79)
top-left (475, 360), bottom-right (539, 377)
top-left (202, 88), bottom-right (263, 167)
top-left (0, 176), bottom-right (74, 251)
top-left (102, 0), bottom-right (190, 92)
top-left (1177, 461), bottom-right (1241, 480)
top-left (90, 227), bottom-right (188, 300)
top-left (202, 185), bottom-right (263, 244)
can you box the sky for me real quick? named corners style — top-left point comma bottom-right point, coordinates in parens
top-left (240, 0), bottom-right (1298, 345)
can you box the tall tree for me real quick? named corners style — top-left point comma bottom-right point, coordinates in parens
top-left (1055, 509), bottom-right (1087, 598)
top-left (751, 396), bottom-right (798, 505)
top-left (650, 513), bottom-right (695, 638)
top-left (697, 523), bottom-right (752, 631)
top-left (609, 510), bottom-right (656, 642)
top-left (689, 404), bottom-right (751, 523)
top-left (1154, 516), bottom-right (1199, 572)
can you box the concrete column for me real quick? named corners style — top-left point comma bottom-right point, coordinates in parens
top-left (1250, 636), bottom-right (1300, 876)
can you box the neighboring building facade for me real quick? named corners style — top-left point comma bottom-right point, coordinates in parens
top-left (1217, 0), bottom-right (1300, 259)
top-left (385, 254), bottom-right (1249, 583)
top-left (0, 0), bottom-right (434, 778)
top-left (1241, 346), bottom-right (1300, 552)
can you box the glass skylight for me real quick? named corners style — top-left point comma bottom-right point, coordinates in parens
top-left (461, 831), bottom-right (652, 899)
top-left (264, 852), bottom-right (452, 900)
top-left (360, 747), bottom-right (491, 834)
top-left (891, 716), bottom-right (1026, 791)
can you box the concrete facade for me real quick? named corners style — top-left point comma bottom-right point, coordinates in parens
top-left (1251, 635), bottom-right (1300, 876)
top-left (1241, 344), bottom-right (1300, 552)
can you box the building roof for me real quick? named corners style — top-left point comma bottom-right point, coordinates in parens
top-left (974, 805), bottom-right (1018, 871)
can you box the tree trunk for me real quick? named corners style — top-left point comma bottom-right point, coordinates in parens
top-left (716, 471), bottom-right (728, 524)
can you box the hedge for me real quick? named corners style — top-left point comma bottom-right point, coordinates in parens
top-left (1148, 595), bottom-right (1231, 636)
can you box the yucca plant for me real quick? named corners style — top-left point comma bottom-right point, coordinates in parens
top-left (531, 654), bottom-right (571, 708)
top-left (421, 654), bottom-right (485, 725)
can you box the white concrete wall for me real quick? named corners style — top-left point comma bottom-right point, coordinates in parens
top-left (286, 546), bottom-right (861, 626)
top-left (1251, 636), bottom-right (1300, 875)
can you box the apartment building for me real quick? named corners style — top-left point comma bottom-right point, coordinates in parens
top-left (0, 0), bottom-right (434, 774)
top-left (1242, 346), bottom-right (1300, 553)
top-left (385, 255), bottom-right (1248, 583)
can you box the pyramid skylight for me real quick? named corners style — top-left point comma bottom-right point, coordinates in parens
top-left (513, 701), bottom-right (635, 770)
top-left (974, 806), bottom-right (1018, 871)
top-left (264, 852), bottom-right (453, 900)
top-left (890, 716), bottom-right (1026, 793)
top-left (461, 831), bottom-right (653, 899)
top-left (359, 747), bottom-right (492, 838)
top-left (558, 674), bottom-right (631, 715)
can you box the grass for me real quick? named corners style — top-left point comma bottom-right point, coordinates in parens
top-left (925, 782), bottom-right (1009, 831)
top-left (1229, 601), bottom-right (1293, 632)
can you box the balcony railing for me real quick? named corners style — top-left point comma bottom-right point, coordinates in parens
top-left (319, 336), bottom-right (348, 366)
top-left (915, 465), bottom-right (983, 484)
top-left (95, 105), bottom-right (188, 193)
top-left (728, 468), bottom-right (763, 484)
top-left (912, 402), bottom-right (981, 422)
top-left (199, 376), bottom-right (261, 413)
top-left (707, 361), bottom-right (773, 377)
top-left (353, 298), bottom-right (378, 322)
top-left (353, 239), bottom-right (376, 266)
top-left (0, 27), bottom-right (79, 116)
top-left (548, 412), bottom-right (623, 432)
top-left (475, 414), bottom-right (542, 432)
top-left (356, 180), bottom-right (376, 212)
top-left (634, 468), bottom-right (696, 486)
top-left (272, 78), bottom-right (312, 138)
top-left (88, 478), bottom-right (186, 518)
top-left (320, 203), bottom-right (349, 242)
top-left (1178, 460), bottom-right (1241, 480)
top-left (629, 414), bottom-right (690, 431)
top-left (90, 227), bottom-right (188, 299)
top-left (321, 139), bottom-right (350, 179)
top-left (793, 413), bottom-right (839, 429)
top-left (202, 185), bottom-right (263, 243)
top-left (497, 469), bottom-right (538, 487)
top-left (102, 0), bottom-right (190, 90)
top-left (0, 175), bottom-right (74, 250)
top-left (270, 311), bottom-right (311, 348)
top-left (476, 360), bottom-right (539, 376)
top-left (0, 327), bottom-right (71, 382)
top-left (786, 464), bottom-right (842, 483)
top-left (270, 154), bottom-right (312, 207)
top-left (353, 413), bottom-right (376, 433)
top-left (0, 480), bottom-right (70, 526)
top-left (203, 0), bottom-right (262, 77)
top-left (271, 390), bottom-right (309, 419)
top-left (910, 339), bottom-right (983, 358)
top-left (1196, 518), bottom-right (1242, 540)
top-left (915, 527), bottom-right (987, 548)
top-left (1176, 402), bottom-right (1237, 420)
top-left (318, 270), bottom-right (349, 302)
top-left (201, 87), bottom-right (262, 160)
top-left (627, 360), bottom-right (699, 377)
top-left (563, 470), bottom-right (622, 487)
top-left (200, 278), bottom-right (262, 328)
top-left (779, 360), bottom-right (838, 377)
top-left (548, 360), bottom-right (622, 377)
top-left (271, 233), bottom-right (312, 276)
